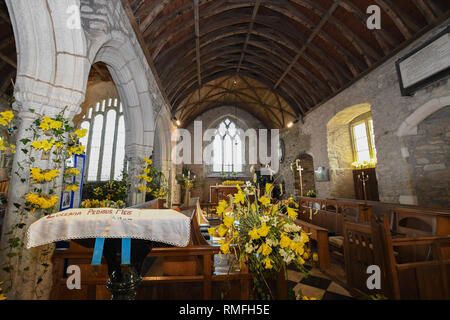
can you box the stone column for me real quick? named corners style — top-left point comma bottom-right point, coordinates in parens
top-left (125, 144), bottom-right (153, 206)
top-left (0, 102), bottom-right (80, 300)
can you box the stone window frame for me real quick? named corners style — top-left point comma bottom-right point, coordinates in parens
top-left (204, 115), bottom-right (251, 179)
top-left (80, 97), bottom-right (125, 182)
top-left (349, 111), bottom-right (377, 163)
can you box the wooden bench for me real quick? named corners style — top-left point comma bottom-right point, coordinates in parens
top-left (294, 218), bottom-right (330, 271)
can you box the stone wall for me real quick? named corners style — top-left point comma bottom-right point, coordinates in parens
top-left (279, 19), bottom-right (450, 206)
top-left (405, 106), bottom-right (450, 207)
top-left (182, 106), bottom-right (267, 203)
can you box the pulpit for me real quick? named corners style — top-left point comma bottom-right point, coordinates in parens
top-left (26, 206), bottom-right (191, 300)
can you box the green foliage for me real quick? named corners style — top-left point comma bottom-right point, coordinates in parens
top-left (82, 173), bottom-right (129, 204)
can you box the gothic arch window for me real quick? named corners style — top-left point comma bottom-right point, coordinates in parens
top-left (80, 98), bottom-right (126, 182)
top-left (213, 118), bottom-right (243, 173)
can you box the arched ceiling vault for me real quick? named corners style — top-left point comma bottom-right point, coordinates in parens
top-left (121, 0), bottom-right (449, 128)
top-left (1, 1), bottom-right (449, 128)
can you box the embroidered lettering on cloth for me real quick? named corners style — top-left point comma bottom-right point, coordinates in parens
top-left (26, 208), bottom-right (191, 248)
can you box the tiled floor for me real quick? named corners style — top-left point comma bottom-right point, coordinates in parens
top-left (286, 263), bottom-right (353, 300)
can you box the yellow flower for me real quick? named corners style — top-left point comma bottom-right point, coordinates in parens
top-left (75, 128), bottom-right (88, 138)
top-left (9, 144), bottom-right (16, 154)
top-left (50, 120), bottom-right (62, 130)
top-left (217, 224), bottom-right (229, 237)
top-left (300, 233), bottom-right (309, 244)
top-left (233, 191), bottom-right (245, 204)
top-left (65, 184), bottom-right (80, 192)
top-left (144, 158), bottom-right (152, 165)
top-left (248, 227), bottom-right (260, 240)
top-left (208, 227), bottom-right (216, 237)
top-left (0, 110), bottom-right (14, 124)
top-left (287, 207), bottom-right (298, 220)
top-left (67, 145), bottom-right (85, 155)
top-left (138, 185), bottom-right (147, 192)
top-left (313, 253), bottom-right (319, 262)
top-left (223, 216), bottom-right (234, 228)
top-left (146, 187), bottom-right (153, 193)
top-left (0, 293), bottom-right (6, 300)
top-left (262, 257), bottom-right (273, 269)
top-left (280, 235), bottom-right (291, 248)
top-left (65, 168), bottom-right (80, 176)
top-left (219, 241), bottom-right (230, 254)
top-left (259, 196), bottom-right (270, 207)
top-left (265, 183), bottom-right (273, 194)
top-left (258, 243), bottom-right (272, 256)
top-left (257, 222), bottom-right (271, 237)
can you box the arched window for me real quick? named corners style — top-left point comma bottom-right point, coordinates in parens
top-left (213, 118), bottom-right (242, 173)
top-left (80, 98), bottom-right (126, 182)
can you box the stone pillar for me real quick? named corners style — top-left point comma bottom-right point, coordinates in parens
top-left (0, 102), bottom-right (80, 300)
top-left (125, 144), bottom-right (153, 206)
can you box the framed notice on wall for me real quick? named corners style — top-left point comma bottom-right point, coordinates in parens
top-left (396, 26), bottom-right (450, 96)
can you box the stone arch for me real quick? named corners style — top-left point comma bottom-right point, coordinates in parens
top-left (89, 34), bottom-right (155, 152)
top-left (326, 103), bottom-right (372, 198)
top-left (293, 152), bottom-right (316, 197)
top-left (397, 96), bottom-right (450, 137)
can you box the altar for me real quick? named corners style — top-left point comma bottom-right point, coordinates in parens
top-left (209, 184), bottom-right (240, 203)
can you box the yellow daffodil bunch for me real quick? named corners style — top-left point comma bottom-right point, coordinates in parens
top-left (67, 145), bottom-right (85, 156)
top-left (25, 193), bottom-right (58, 212)
top-left (64, 168), bottom-right (80, 177)
top-left (208, 180), bottom-right (312, 299)
top-left (0, 110), bottom-right (14, 126)
top-left (137, 156), bottom-right (168, 200)
top-left (222, 180), bottom-right (245, 186)
top-left (30, 168), bottom-right (60, 183)
top-left (65, 184), bottom-right (80, 192)
top-left (39, 116), bottom-right (63, 131)
top-left (81, 199), bottom-right (125, 209)
top-left (351, 158), bottom-right (377, 169)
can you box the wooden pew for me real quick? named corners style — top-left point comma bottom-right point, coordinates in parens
top-left (293, 218), bottom-right (330, 271)
top-left (342, 211), bottom-right (450, 299)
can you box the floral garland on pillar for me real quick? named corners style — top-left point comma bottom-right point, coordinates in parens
top-left (0, 108), bottom-right (86, 298)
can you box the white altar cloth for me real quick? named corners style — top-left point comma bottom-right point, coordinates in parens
top-left (26, 208), bottom-right (191, 249)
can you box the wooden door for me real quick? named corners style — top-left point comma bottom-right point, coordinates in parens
top-left (353, 168), bottom-right (379, 201)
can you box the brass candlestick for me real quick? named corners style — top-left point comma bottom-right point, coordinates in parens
top-left (358, 171), bottom-right (369, 203)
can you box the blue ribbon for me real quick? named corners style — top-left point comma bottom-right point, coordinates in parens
top-left (121, 238), bottom-right (131, 265)
top-left (91, 238), bottom-right (105, 265)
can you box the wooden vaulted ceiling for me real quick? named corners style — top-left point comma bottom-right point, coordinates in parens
top-left (123, 0), bottom-right (449, 128)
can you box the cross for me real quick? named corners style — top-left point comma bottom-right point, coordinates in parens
top-left (295, 159), bottom-right (304, 197)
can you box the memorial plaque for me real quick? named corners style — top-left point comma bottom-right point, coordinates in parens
top-left (396, 26), bottom-right (450, 96)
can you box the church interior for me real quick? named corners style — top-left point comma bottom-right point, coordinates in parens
top-left (0, 0), bottom-right (449, 302)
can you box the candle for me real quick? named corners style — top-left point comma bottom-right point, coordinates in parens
top-left (280, 183), bottom-right (283, 195)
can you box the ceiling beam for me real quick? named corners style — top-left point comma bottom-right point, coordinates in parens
top-left (274, 0), bottom-right (340, 89)
top-left (237, 0), bottom-right (261, 74)
top-left (120, 0), bottom-right (172, 108)
top-left (194, 0), bottom-right (202, 88)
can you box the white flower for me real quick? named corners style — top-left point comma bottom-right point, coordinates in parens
top-left (266, 238), bottom-right (279, 247)
top-left (245, 243), bottom-right (254, 253)
top-left (260, 215), bottom-right (270, 223)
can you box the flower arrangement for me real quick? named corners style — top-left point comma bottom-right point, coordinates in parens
top-left (81, 199), bottom-right (125, 209)
top-left (208, 178), bottom-right (313, 299)
top-left (0, 110), bottom-right (16, 170)
top-left (306, 189), bottom-right (317, 198)
top-left (222, 180), bottom-right (245, 186)
top-left (352, 158), bottom-right (377, 169)
top-left (137, 156), bottom-right (168, 200)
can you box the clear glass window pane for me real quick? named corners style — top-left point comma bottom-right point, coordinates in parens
top-left (353, 123), bottom-right (367, 139)
top-left (223, 135), bottom-right (233, 172)
top-left (114, 116), bottom-right (126, 180)
top-left (213, 134), bottom-right (222, 172)
top-left (88, 108), bottom-right (93, 119)
top-left (95, 102), bottom-right (100, 112)
top-left (88, 115), bottom-right (103, 181)
top-left (233, 136), bottom-right (242, 172)
top-left (100, 110), bottom-right (116, 181)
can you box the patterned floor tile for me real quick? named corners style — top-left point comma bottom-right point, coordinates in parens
top-left (294, 283), bottom-right (326, 299)
top-left (287, 269), bottom-right (305, 282)
top-left (300, 274), bottom-right (332, 290)
top-left (327, 281), bottom-right (352, 297)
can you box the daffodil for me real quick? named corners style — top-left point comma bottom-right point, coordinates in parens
top-left (287, 207), bottom-right (298, 220)
top-left (259, 196), bottom-right (270, 207)
top-left (248, 227), bottom-right (260, 240)
top-left (233, 191), bottom-right (245, 204)
top-left (218, 224), bottom-right (229, 237)
top-left (257, 242), bottom-right (272, 256)
top-left (257, 222), bottom-right (271, 237)
top-left (280, 235), bottom-right (291, 248)
top-left (223, 216), bottom-right (234, 228)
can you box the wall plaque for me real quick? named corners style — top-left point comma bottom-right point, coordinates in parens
top-left (396, 26), bottom-right (450, 96)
